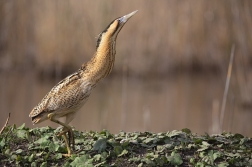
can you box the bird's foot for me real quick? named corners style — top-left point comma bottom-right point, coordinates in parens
top-left (62, 149), bottom-right (83, 157)
top-left (57, 130), bottom-right (68, 137)
top-left (58, 129), bottom-right (75, 151)
top-left (62, 153), bottom-right (72, 157)
top-left (47, 113), bottom-right (54, 120)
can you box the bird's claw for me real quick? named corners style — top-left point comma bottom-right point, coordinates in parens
top-left (58, 129), bottom-right (75, 152)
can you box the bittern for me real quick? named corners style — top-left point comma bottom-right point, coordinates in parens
top-left (29, 10), bottom-right (137, 156)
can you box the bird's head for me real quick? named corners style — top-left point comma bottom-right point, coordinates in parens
top-left (96, 10), bottom-right (138, 50)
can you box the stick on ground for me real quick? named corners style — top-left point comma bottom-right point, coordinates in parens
top-left (220, 45), bottom-right (235, 131)
top-left (0, 113), bottom-right (11, 135)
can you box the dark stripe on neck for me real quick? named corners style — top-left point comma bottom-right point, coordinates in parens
top-left (96, 18), bottom-right (120, 50)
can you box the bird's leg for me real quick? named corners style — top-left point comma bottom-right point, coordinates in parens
top-left (62, 132), bottom-right (71, 157)
top-left (69, 130), bottom-right (75, 151)
top-left (57, 128), bottom-right (71, 146)
top-left (58, 126), bottom-right (75, 151)
top-left (47, 113), bottom-right (73, 156)
top-left (64, 112), bottom-right (76, 151)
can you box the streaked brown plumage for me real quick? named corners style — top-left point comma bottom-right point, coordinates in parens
top-left (29, 10), bottom-right (137, 156)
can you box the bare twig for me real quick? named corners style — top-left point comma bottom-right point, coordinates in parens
top-left (121, 58), bottom-right (128, 130)
top-left (228, 97), bottom-right (235, 132)
top-left (220, 45), bottom-right (235, 131)
top-left (212, 99), bottom-right (220, 134)
top-left (0, 113), bottom-right (11, 135)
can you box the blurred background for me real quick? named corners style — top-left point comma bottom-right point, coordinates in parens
top-left (0, 0), bottom-right (252, 136)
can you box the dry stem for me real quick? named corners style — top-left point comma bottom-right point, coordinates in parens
top-left (0, 113), bottom-right (11, 135)
top-left (220, 45), bottom-right (235, 131)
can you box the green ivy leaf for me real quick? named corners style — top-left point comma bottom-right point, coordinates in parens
top-left (144, 137), bottom-right (155, 144)
top-left (218, 162), bottom-right (229, 167)
top-left (17, 123), bottom-right (25, 130)
top-left (167, 152), bottom-right (183, 165)
top-left (168, 130), bottom-right (183, 137)
top-left (40, 162), bottom-right (47, 167)
top-left (16, 149), bottom-right (23, 154)
top-left (114, 146), bottom-right (123, 155)
top-left (118, 149), bottom-right (128, 157)
top-left (54, 153), bottom-right (62, 160)
top-left (0, 138), bottom-right (5, 148)
top-left (28, 154), bottom-right (34, 162)
top-left (182, 128), bottom-right (191, 134)
top-left (31, 162), bottom-right (37, 167)
top-left (34, 135), bottom-right (50, 144)
top-left (213, 151), bottom-right (222, 160)
top-left (234, 133), bottom-right (244, 139)
top-left (70, 155), bottom-right (93, 167)
top-left (93, 138), bottom-right (107, 153)
top-left (49, 142), bottom-right (60, 152)
top-left (93, 154), bottom-right (101, 161)
top-left (17, 130), bottom-right (27, 139)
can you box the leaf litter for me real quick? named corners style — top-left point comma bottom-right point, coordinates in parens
top-left (0, 124), bottom-right (251, 166)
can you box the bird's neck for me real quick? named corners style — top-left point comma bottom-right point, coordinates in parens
top-left (87, 38), bottom-right (116, 83)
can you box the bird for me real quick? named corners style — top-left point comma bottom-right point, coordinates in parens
top-left (29, 10), bottom-right (138, 156)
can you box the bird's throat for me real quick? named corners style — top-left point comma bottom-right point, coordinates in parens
top-left (88, 39), bottom-right (116, 82)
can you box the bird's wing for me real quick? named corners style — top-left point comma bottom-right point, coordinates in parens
top-left (29, 70), bottom-right (87, 118)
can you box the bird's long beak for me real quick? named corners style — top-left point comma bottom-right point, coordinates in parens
top-left (119, 10), bottom-right (138, 23)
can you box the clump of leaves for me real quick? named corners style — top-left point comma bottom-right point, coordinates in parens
top-left (0, 125), bottom-right (251, 166)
